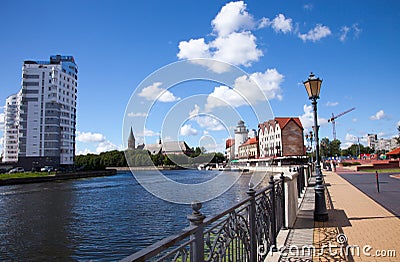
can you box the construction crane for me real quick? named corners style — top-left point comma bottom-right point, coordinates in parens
top-left (328, 107), bottom-right (356, 140)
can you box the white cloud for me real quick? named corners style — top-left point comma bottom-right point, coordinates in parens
top-left (138, 82), bottom-right (180, 102)
top-left (303, 4), bottom-right (313, 11)
top-left (189, 105), bottom-right (225, 131)
top-left (76, 131), bottom-right (105, 143)
top-left (299, 104), bottom-right (328, 129)
top-left (370, 110), bottom-right (387, 120)
top-left (339, 26), bottom-right (350, 42)
top-left (212, 32), bottom-right (263, 67)
top-left (345, 133), bottom-right (357, 142)
top-left (76, 148), bottom-right (95, 155)
top-left (211, 1), bottom-right (256, 37)
top-left (177, 38), bottom-right (211, 59)
top-left (352, 118), bottom-right (357, 122)
top-left (96, 141), bottom-right (118, 153)
top-left (298, 24), bottom-right (331, 42)
top-left (180, 124), bottom-right (198, 136)
top-left (177, 1), bottom-right (263, 73)
top-left (352, 23), bottom-right (362, 38)
top-left (326, 101), bottom-right (339, 107)
top-left (270, 14), bottom-right (293, 34)
top-left (257, 17), bottom-right (269, 29)
top-left (128, 112), bottom-right (148, 117)
top-left (205, 68), bottom-right (283, 110)
top-left (339, 24), bottom-right (361, 42)
top-left (137, 128), bottom-right (160, 137)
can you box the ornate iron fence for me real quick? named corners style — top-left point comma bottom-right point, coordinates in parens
top-left (122, 172), bottom-right (287, 262)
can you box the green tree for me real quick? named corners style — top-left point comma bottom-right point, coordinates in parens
top-left (396, 124), bottom-right (400, 145)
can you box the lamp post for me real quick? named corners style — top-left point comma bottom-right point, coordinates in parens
top-left (302, 72), bottom-right (328, 222)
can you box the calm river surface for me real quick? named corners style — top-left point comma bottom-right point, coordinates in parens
top-left (0, 170), bottom-right (270, 261)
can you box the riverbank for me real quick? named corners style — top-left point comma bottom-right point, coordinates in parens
top-left (0, 169), bottom-right (117, 186)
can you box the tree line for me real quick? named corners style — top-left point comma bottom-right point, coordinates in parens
top-left (75, 148), bottom-right (225, 170)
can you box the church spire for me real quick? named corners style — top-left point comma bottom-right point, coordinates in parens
top-left (128, 127), bottom-right (135, 149)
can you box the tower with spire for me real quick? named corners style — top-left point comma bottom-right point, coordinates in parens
top-left (128, 127), bottom-right (136, 150)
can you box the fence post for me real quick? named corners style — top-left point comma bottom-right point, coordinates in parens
top-left (269, 175), bottom-right (277, 251)
top-left (188, 201), bottom-right (206, 262)
top-left (247, 183), bottom-right (257, 262)
top-left (297, 168), bottom-right (302, 198)
top-left (280, 172), bottom-right (287, 229)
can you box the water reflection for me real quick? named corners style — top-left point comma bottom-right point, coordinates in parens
top-left (0, 170), bottom-right (270, 260)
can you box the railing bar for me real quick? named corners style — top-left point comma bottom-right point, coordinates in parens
top-left (155, 238), bottom-right (193, 261)
top-left (121, 228), bottom-right (196, 261)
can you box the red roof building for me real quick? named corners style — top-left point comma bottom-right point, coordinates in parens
top-left (238, 137), bottom-right (259, 159)
top-left (258, 117), bottom-right (304, 158)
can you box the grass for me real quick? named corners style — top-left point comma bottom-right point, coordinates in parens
top-left (0, 172), bottom-right (56, 180)
top-left (361, 168), bottom-right (400, 173)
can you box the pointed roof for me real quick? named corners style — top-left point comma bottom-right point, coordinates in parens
top-left (239, 137), bottom-right (258, 147)
top-left (128, 127), bottom-right (135, 141)
top-left (274, 117), bottom-right (303, 129)
top-left (387, 147), bottom-right (400, 155)
top-left (226, 138), bottom-right (235, 148)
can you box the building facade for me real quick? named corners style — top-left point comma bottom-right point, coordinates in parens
top-left (2, 93), bottom-right (21, 162)
top-left (2, 55), bottom-right (78, 169)
top-left (258, 117), bottom-right (304, 158)
top-left (238, 137), bottom-right (259, 159)
top-left (234, 120), bottom-right (248, 158)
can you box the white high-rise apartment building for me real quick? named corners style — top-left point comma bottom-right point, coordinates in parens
top-left (2, 92), bottom-right (21, 162)
top-left (2, 55), bottom-right (78, 168)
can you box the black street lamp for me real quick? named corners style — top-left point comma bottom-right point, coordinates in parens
top-left (303, 72), bottom-right (328, 222)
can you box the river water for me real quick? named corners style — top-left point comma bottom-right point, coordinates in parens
top-left (0, 170), bottom-right (270, 261)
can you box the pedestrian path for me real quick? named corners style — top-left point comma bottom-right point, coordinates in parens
top-left (279, 168), bottom-right (399, 262)
top-left (314, 170), bottom-right (400, 261)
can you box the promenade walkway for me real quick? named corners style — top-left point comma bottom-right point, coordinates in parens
top-left (280, 167), bottom-right (400, 261)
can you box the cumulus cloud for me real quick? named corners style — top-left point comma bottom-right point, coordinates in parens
top-left (298, 24), bottom-right (331, 42)
top-left (138, 82), bottom-right (180, 102)
top-left (326, 101), bottom-right (339, 107)
top-left (189, 105), bottom-right (225, 131)
top-left (138, 128), bottom-right (160, 137)
top-left (205, 69), bottom-right (283, 110)
top-left (180, 124), bottom-right (198, 136)
top-left (270, 14), bottom-right (293, 33)
top-left (128, 112), bottom-right (148, 117)
top-left (370, 110), bottom-right (387, 120)
top-left (76, 131), bottom-right (120, 154)
top-left (299, 104), bottom-right (328, 129)
top-left (345, 133), bottom-right (357, 142)
top-left (76, 131), bottom-right (105, 143)
top-left (76, 148), bottom-right (95, 155)
top-left (211, 1), bottom-right (256, 37)
top-left (96, 141), bottom-right (118, 153)
top-left (177, 1), bottom-right (263, 72)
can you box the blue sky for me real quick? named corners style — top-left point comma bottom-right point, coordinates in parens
top-left (1, 0), bottom-right (399, 155)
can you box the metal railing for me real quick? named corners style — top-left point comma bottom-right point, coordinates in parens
top-left (122, 173), bottom-right (288, 262)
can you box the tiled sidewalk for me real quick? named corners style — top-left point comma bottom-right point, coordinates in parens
top-left (313, 171), bottom-right (400, 261)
